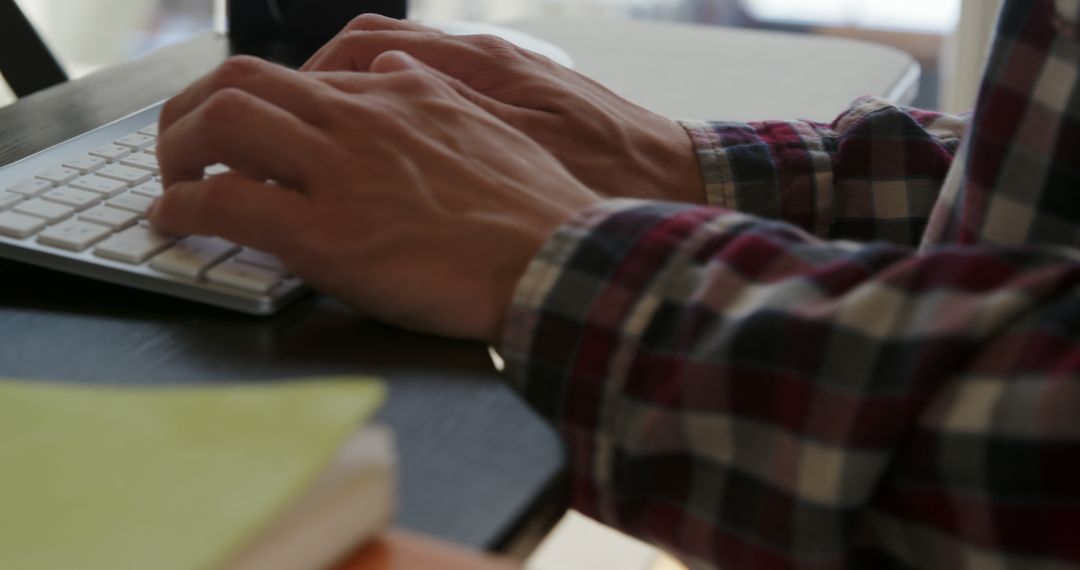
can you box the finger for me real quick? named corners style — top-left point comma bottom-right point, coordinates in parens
top-left (365, 51), bottom-right (521, 121)
top-left (301, 30), bottom-right (485, 74)
top-left (149, 172), bottom-right (310, 257)
top-left (158, 87), bottom-right (333, 189)
top-left (300, 14), bottom-right (443, 71)
top-left (306, 51), bottom-right (518, 118)
top-left (369, 49), bottom-right (431, 73)
top-left (160, 56), bottom-right (331, 135)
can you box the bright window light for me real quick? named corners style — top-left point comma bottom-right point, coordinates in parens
top-left (739, 0), bottom-right (961, 33)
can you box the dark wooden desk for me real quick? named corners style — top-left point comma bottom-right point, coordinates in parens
top-left (0, 32), bottom-right (563, 550)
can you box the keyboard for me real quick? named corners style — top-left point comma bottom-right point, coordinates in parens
top-left (0, 102), bottom-right (307, 315)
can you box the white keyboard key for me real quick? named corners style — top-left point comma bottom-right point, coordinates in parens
top-left (14, 198), bottom-right (74, 223)
top-left (62, 155), bottom-right (106, 174)
top-left (130, 180), bottom-right (163, 198)
top-left (114, 133), bottom-right (155, 150)
top-left (234, 248), bottom-right (285, 272)
top-left (79, 204), bottom-right (139, 230)
top-left (204, 163), bottom-right (230, 176)
top-left (42, 187), bottom-right (101, 211)
top-left (69, 175), bottom-right (128, 197)
top-left (97, 164), bottom-right (152, 186)
top-left (94, 225), bottom-right (173, 264)
top-left (37, 219), bottom-right (111, 251)
top-left (206, 259), bottom-right (283, 293)
top-left (150, 236), bottom-right (239, 279)
top-left (119, 152), bottom-right (159, 174)
top-left (5, 178), bottom-right (53, 197)
top-left (35, 167), bottom-right (79, 185)
top-left (107, 193), bottom-right (154, 215)
top-left (0, 211), bottom-right (46, 238)
top-left (0, 116), bottom-right (303, 313)
top-left (0, 191), bottom-right (23, 210)
top-left (89, 144), bottom-right (131, 162)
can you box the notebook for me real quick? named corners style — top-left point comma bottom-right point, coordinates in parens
top-left (0, 378), bottom-right (395, 570)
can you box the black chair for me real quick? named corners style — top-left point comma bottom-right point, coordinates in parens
top-left (228, 0), bottom-right (407, 66)
top-left (0, 0), bottom-right (68, 98)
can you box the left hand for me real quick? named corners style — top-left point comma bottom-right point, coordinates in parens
top-left (150, 53), bottom-right (600, 342)
top-left (301, 14), bottom-right (705, 204)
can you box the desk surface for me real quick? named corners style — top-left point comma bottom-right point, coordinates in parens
top-left (511, 17), bottom-right (919, 122)
top-left (0, 33), bottom-right (562, 551)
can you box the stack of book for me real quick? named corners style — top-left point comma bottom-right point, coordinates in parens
top-left (0, 378), bottom-right (395, 570)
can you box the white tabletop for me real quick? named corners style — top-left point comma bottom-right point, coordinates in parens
top-left (505, 17), bottom-right (920, 123)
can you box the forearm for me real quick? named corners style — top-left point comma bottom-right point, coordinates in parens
top-left (681, 97), bottom-right (966, 247)
top-left (500, 199), bottom-right (1080, 568)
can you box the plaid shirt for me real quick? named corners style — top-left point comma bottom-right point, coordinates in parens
top-left (500, 1), bottom-right (1080, 568)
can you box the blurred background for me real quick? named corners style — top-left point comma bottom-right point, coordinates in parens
top-left (1, 0), bottom-right (996, 113)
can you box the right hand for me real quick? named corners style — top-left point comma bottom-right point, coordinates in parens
top-left (301, 14), bottom-right (706, 204)
top-left (151, 54), bottom-right (601, 343)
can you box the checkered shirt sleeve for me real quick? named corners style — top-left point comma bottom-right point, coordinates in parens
top-left (680, 98), bottom-right (965, 248)
top-left (922, 0), bottom-right (1080, 249)
top-left (500, 200), bottom-right (1080, 569)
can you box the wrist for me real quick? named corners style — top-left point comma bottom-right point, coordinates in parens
top-left (485, 184), bottom-right (601, 345)
top-left (631, 114), bottom-right (707, 205)
top-left (665, 119), bottom-right (707, 204)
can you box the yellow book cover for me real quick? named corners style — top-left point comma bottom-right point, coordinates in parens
top-left (0, 378), bottom-right (391, 570)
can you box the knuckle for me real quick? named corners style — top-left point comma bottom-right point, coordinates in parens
top-left (393, 68), bottom-right (437, 92)
top-left (382, 68), bottom-right (453, 102)
top-left (213, 55), bottom-right (266, 86)
top-left (345, 12), bottom-right (392, 32)
top-left (335, 30), bottom-right (368, 52)
top-left (464, 33), bottom-right (516, 57)
top-left (201, 87), bottom-right (253, 125)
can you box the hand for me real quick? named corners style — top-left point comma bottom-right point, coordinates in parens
top-left (149, 54), bottom-right (600, 342)
top-left (302, 14), bottom-right (706, 204)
